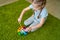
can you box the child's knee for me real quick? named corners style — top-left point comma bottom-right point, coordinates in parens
top-left (24, 21), bottom-right (28, 26)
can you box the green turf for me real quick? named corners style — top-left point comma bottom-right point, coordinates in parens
top-left (0, 0), bottom-right (60, 40)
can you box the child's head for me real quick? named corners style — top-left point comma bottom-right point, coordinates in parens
top-left (27, 0), bottom-right (46, 10)
top-left (33, 0), bottom-right (46, 10)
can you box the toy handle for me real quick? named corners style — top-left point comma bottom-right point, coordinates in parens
top-left (19, 22), bottom-right (22, 26)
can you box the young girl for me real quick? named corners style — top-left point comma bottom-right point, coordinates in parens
top-left (18, 0), bottom-right (48, 34)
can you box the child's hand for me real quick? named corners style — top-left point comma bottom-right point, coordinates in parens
top-left (24, 27), bottom-right (32, 32)
top-left (18, 17), bottom-right (22, 23)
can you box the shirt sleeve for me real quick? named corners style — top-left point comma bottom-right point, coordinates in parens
top-left (29, 4), bottom-right (33, 9)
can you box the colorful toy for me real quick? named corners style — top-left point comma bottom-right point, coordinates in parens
top-left (17, 26), bottom-right (28, 36)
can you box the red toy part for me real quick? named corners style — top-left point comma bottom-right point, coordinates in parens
top-left (23, 26), bottom-right (26, 29)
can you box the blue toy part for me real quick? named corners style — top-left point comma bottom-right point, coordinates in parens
top-left (20, 30), bottom-right (24, 34)
top-left (23, 32), bottom-right (28, 36)
top-left (20, 30), bottom-right (28, 36)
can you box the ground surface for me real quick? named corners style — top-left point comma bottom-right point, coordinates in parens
top-left (0, 0), bottom-right (18, 6)
top-left (0, 0), bottom-right (60, 40)
top-left (46, 0), bottom-right (60, 19)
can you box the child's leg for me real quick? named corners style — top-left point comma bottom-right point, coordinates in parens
top-left (29, 21), bottom-right (39, 32)
top-left (24, 16), bottom-right (34, 27)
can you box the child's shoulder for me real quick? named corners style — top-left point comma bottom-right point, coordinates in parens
top-left (41, 7), bottom-right (48, 17)
top-left (42, 7), bottom-right (48, 12)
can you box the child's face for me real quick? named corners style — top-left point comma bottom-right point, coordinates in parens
top-left (32, 2), bottom-right (42, 10)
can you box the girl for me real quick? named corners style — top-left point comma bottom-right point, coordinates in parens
top-left (18, 0), bottom-right (48, 34)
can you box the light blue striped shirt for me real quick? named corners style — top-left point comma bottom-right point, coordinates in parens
top-left (29, 4), bottom-right (48, 23)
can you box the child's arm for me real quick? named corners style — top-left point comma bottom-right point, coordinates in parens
top-left (31, 18), bottom-right (45, 30)
top-left (18, 7), bottom-right (31, 23)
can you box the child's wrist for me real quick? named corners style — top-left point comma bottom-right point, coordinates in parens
top-left (27, 27), bottom-right (32, 32)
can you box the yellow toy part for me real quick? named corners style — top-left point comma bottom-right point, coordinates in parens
top-left (17, 26), bottom-right (24, 32)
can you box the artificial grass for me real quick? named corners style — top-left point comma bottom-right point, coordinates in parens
top-left (0, 0), bottom-right (60, 40)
